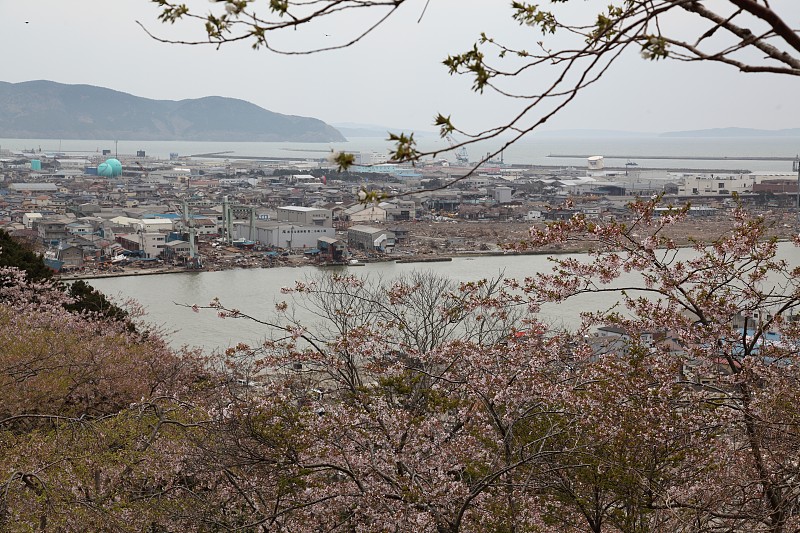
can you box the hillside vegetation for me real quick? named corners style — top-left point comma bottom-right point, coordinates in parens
top-left (0, 80), bottom-right (345, 142)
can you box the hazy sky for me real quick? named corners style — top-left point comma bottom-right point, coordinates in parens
top-left (3, 0), bottom-right (800, 134)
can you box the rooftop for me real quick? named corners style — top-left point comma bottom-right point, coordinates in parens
top-left (280, 206), bottom-right (322, 212)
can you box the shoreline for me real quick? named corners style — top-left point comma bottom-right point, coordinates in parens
top-left (56, 249), bottom-right (559, 281)
top-left (59, 239), bottom-right (796, 282)
top-left (53, 246), bottom-right (690, 281)
top-left (56, 213), bottom-right (798, 282)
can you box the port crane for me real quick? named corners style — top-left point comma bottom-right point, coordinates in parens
top-left (445, 134), bottom-right (470, 166)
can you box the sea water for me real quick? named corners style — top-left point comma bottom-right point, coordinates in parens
top-left (3, 135), bottom-right (800, 172)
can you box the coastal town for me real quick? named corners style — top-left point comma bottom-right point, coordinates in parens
top-left (1, 146), bottom-right (799, 279)
top-left (6, 0), bottom-right (800, 530)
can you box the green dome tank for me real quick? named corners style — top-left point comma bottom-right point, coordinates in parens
top-left (106, 158), bottom-right (122, 177)
top-left (97, 158), bottom-right (123, 178)
top-left (97, 162), bottom-right (114, 177)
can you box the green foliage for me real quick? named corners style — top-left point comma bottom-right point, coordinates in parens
top-left (0, 230), bottom-right (53, 283)
top-left (590, 13), bottom-right (618, 44)
top-left (387, 132), bottom-right (420, 162)
top-left (443, 44), bottom-right (490, 93)
top-left (640, 34), bottom-right (670, 60)
top-left (64, 280), bottom-right (131, 325)
top-left (434, 113), bottom-right (455, 136)
top-left (332, 151), bottom-right (355, 171)
top-left (0, 231), bottom-right (130, 326)
top-left (153, 1), bottom-right (189, 24)
top-left (511, 2), bottom-right (558, 34)
top-left (269, 0), bottom-right (289, 14)
top-left (147, 0), bottom-right (800, 179)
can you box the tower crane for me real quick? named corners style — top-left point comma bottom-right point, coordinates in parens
top-left (445, 134), bottom-right (470, 166)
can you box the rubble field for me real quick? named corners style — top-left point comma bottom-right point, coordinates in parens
top-left (390, 211), bottom-right (799, 255)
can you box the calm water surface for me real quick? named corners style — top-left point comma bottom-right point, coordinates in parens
top-left (88, 244), bottom-right (800, 353)
top-left (89, 254), bottom-right (603, 352)
top-left (4, 136), bottom-right (800, 172)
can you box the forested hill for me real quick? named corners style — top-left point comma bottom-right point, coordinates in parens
top-left (0, 80), bottom-right (346, 142)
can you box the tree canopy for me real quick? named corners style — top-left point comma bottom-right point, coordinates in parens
top-left (2, 2), bottom-right (799, 530)
top-left (0, 229), bottom-right (53, 283)
top-left (0, 230), bottom-right (130, 324)
top-left (5, 205), bottom-right (800, 530)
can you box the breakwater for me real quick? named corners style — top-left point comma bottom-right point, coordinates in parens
top-left (549, 154), bottom-right (798, 162)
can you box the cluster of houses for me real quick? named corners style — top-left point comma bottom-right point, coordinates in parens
top-left (2, 149), bottom-right (798, 269)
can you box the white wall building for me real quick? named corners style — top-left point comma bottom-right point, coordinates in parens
top-left (56, 158), bottom-right (90, 170)
top-left (380, 200), bottom-right (416, 221)
top-left (173, 217), bottom-right (218, 236)
top-left (588, 156), bottom-right (605, 170)
top-left (22, 212), bottom-right (43, 229)
top-left (348, 225), bottom-right (395, 253)
top-left (355, 152), bottom-right (388, 165)
top-left (346, 204), bottom-right (387, 223)
top-left (116, 232), bottom-right (167, 258)
top-left (233, 221), bottom-right (334, 249)
top-left (276, 206), bottom-right (332, 227)
top-left (158, 168), bottom-right (192, 182)
top-left (523, 210), bottom-right (543, 221)
top-left (494, 186), bottom-right (513, 204)
top-left (109, 216), bottom-right (175, 233)
top-left (678, 174), bottom-right (757, 196)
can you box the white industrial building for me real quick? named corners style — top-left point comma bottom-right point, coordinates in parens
top-left (588, 156), bottom-right (605, 171)
top-left (345, 204), bottom-right (387, 223)
top-left (8, 183), bottom-right (58, 193)
top-left (348, 225), bottom-right (395, 253)
top-left (108, 216), bottom-right (175, 233)
top-left (677, 174), bottom-right (757, 196)
top-left (233, 221), bottom-right (334, 250)
top-left (380, 200), bottom-right (416, 221)
top-left (493, 186), bottom-right (513, 203)
top-left (173, 217), bottom-right (219, 236)
top-left (115, 232), bottom-right (167, 259)
top-left (276, 206), bottom-right (332, 227)
top-left (355, 152), bottom-right (388, 165)
top-left (154, 168), bottom-right (192, 182)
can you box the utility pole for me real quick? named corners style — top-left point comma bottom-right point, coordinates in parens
top-left (222, 195), bottom-right (233, 245)
top-left (249, 207), bottom-right (257, 241)
top-left (183, 199), bottom-right (196, 262)
top-left (795, 155), bottom-right (800, 223)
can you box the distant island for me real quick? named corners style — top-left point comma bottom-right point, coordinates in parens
top-left (0, 80), bottom-right (346, 142)
top-left (531, 127), bottom-right (800, 139)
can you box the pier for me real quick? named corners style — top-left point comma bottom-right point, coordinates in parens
top-left (189, 152), bottom-right (325, 162)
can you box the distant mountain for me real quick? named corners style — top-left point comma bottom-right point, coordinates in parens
top-left (661, 127), bottom-right (800, 138)
top-left (0, 80), bottom-right (345, 142)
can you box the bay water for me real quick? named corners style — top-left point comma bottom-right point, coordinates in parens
top-left (3, 135), bottom-right (800, 172)
top-left (8, 134), bottom-right (800, 350)
top-left (88, 244), bottom-right (800, 353)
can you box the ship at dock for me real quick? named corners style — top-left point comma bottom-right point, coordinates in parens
top-left (43, 247), bottom-right (65, 272)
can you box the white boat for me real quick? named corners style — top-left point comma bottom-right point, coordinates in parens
top-left (43, 247), bottom-right (64, 272)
